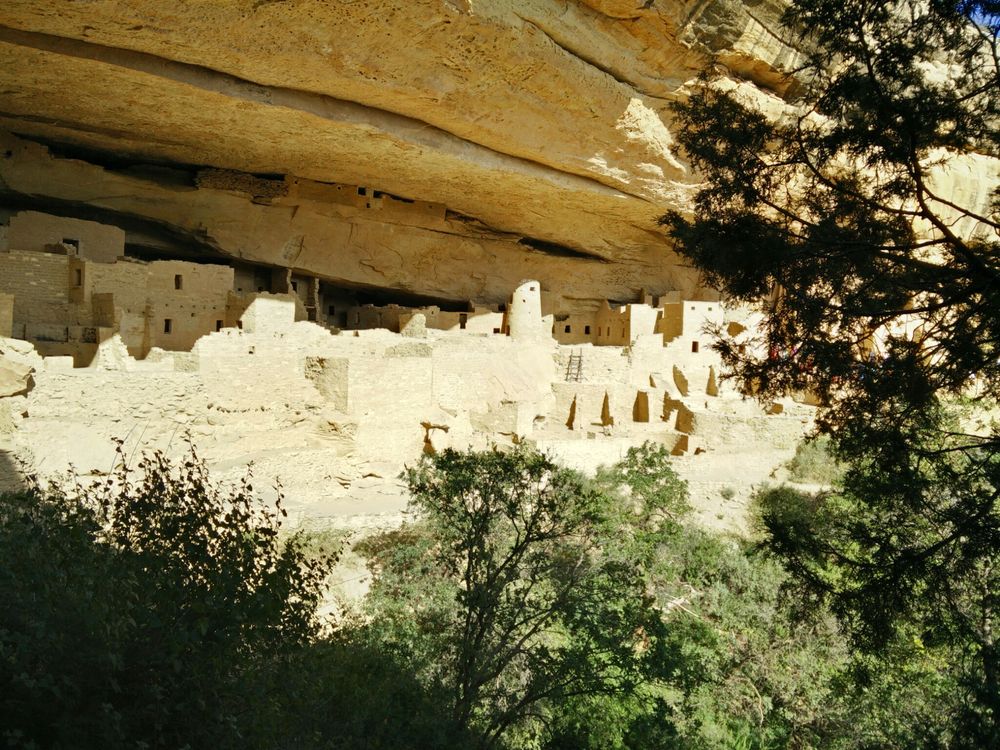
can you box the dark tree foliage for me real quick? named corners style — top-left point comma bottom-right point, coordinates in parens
top-left (4, 439), bottom-right (949, 749)
top-left (0, 446), bottom-right (335, 750)
top-left (663, 0), bottom-right (1000, 743)
top-left (757, 419), bottom-right (1000, 746)
top-left (242, 634), bottom-right (472, 750)
top-left (664, 0), bottom-right (999, 410)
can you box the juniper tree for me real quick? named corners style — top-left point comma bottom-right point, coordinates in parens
top-left (663, 0), bottom-right (1000, 743)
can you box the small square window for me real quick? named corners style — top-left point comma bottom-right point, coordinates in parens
top-left (174, 274), bottom-right (183, 290)
top-left (564, 325), bottom-right (571, 333)
top-left (584, 325), bottom-right (591, 335)
top-left (163, 319), bottom-right (172, 334)
top-left (357, 187), bottom-right (366, 196)
top-left (62, 238), bottom-right (79, 252)
top-left (691, 341), bottom-right (699, 353)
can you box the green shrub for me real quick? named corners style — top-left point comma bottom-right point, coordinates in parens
top-left (360, 445), bottom-right (685, 748)
top-left (786, 436), bottom-right (843, 485)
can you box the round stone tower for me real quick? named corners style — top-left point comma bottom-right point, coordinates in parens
top-left (508, 279), bottom-right (544, 340)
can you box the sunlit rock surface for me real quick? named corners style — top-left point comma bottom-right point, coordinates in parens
top-left (0, 0), bottom-right (808, 307)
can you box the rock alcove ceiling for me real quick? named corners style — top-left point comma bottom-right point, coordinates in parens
top-left (0, 0), bottom-right (800, 308)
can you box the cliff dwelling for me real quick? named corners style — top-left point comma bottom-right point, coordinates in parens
top-left (0, 206), bottom-right (819, 530)
top-left (0, 0), bottom-right (989, 535)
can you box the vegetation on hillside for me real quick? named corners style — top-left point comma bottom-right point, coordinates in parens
top-left (0, 443), bottom-right (972, 749)
top-left (785, 436), bottom-right (842, 485)
top-left (0, 445), bottom-right (335, 749)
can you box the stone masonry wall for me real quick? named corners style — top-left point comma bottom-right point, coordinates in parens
top-left (0, 250), bottom-right (73, 324)
top-left (0, 293), bottom-right (13, 337)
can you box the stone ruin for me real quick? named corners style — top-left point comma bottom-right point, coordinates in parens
top-left (0, 209), bottom-right (817, 531)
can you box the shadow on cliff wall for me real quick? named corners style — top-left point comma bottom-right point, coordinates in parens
top-left (0, 449), bottom-right (27, 494)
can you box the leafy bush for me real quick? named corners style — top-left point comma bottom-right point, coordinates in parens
top-left (548, 524), bottom-right (855, 750)
top-left (754, 482), bottom-right (973, 748)
top-left (2, 440), bottom-right (958, 749)
top-left (241, 631), bottom-right (469, 750)
top-left (595, 441), bottom-right (692, 532)
top-left (0, 446), bottom-right (336, 749)
top-left (360, 445), bottom-right (688, 748)
top-left (359, 444), bottom-right (880, 749)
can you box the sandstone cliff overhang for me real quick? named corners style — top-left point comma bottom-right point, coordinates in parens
top-left (0, 0), bottom-right (802, 306)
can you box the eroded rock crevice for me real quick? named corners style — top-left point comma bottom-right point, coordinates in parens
top-left (513, 12), bottom-right (680, 100)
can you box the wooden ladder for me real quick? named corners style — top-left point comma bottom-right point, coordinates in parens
top-left (565, 350), bottom-right (583, 382)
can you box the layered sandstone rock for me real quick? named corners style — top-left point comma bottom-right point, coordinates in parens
top-left (0, 0), bottom-right (811, 306)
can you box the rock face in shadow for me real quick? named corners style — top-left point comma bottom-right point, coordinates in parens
top-left (0, 360), bottom-right (32, 398)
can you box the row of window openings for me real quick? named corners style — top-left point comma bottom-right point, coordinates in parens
top-left (557, 322), bottom-right (703, 353)
top-left (560, 324), bottom-right (632, 338)
top-left (163, 319), bottom-right (224, 334)
top-left (72, 270), bottom-right (185, 290)
top-left (331, 309), bottom-right (472, 330)
top-left (355, 187), bottom-right (413, 204)
top-left (157, 319), bottom-right (727, 354)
